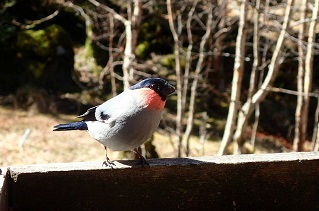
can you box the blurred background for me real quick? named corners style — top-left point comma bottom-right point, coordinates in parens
top-left (1, 0), bottom-right (319, 166)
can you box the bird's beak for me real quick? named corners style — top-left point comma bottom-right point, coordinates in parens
top-left (165, 83), bottom-right (176, 96)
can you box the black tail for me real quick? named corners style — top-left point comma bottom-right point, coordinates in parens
top-left (53, 121), bottom-right (88, 131)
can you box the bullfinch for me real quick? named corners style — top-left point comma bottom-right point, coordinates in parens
top-left (53, 78), bottom-right (175, 167)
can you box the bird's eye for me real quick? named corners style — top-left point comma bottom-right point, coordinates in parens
top-left (150, 84), bottom-right (159, 91)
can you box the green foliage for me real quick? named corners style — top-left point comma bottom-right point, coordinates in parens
top-left (136, 41), bottom-right (151, 58)
top-left (159, 54), bottom-right (186, 70)
top-left (0, 0), bottom-right (317, 146)
top-left (73, 22), bottom-right (104, 77)
top-left (136, 17), bottom-right (173, 59)
top-left (74, 37), bottom-right (104, 76)
top-left (17, 25), bottom-right (61, 58)
top-left (15, 24), bottom-right (72, 78)
top-left (0, 24), bottom-right (75, 94)
top-left (160, 54), bottom-right (176, 68)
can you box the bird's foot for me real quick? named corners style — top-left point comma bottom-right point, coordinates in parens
top-left (139, 156), bottom-right (150, 167)
top-left (102, 157), bottom-right (116, 168)
top-left (133, 148), bottom-right (150, 167)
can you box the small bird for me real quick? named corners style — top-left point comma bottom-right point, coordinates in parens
top-left (53, 78), bottom-right (175, 167)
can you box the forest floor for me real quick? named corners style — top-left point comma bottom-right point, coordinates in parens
top-left (0, 106), bottom-right (295, 167)
top-left (0, 106), bottom-right (220, 167)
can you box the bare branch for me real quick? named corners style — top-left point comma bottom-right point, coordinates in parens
top-left (231, 0), bottom-right (294, 154)
top-left (182, 0), bottom-right (198, 118)
top-left (12, 10), bottom-right (59, 29)
top-left (167, 0), bottom-right (183, 157)
top-left (88, 0), bottom-right (128, 24)
top-left (184, 0), bottom-right (212, 156)
top-left (290, 17), bottom-right (319, 28)
top-left (266, 87), bottom-right (319, 98)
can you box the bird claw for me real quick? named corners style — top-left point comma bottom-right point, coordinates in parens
top-left (102, 157), bottom-right (116, 168)
top-left (133, 148), bottom-right (150, 167)
top-left (139, 157), bottom-right (150, 167)
top-left (102, 146), bottom-right (116, 168)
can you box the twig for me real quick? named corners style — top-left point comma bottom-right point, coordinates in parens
top-left (265, 87), bottom-right (319, 98)
top-left (12, 10), bottom-right (59, 29)
top-left (19, 129), bottom-right (31, 148)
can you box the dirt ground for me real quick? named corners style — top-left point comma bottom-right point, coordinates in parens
top-left (0, 106), bottom-right (220, 167)
top-left (0, 105), bottom-right (295, 167)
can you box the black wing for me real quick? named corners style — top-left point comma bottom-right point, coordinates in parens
top-left (77, 105), bottom-right (111, 122)
top-left (77, 106), bottom-right (98, 121)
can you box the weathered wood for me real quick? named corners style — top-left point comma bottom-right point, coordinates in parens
top-left (1, 152), bottom-right (319, 210)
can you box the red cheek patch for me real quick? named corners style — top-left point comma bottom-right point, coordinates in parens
top-left (137, 88), bottom-right (165, 110)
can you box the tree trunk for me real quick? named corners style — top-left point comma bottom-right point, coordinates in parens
top-left (122, 0), bottom-right (142, 89)
top-left (218, 0), bottom-right (248, 156)
top-left (167, 0), bottom-right (183, 157)
top-left (232, 0), bottom-right (294, 154)
top-left (293, 0), bottom-right (307, 151)
top-left (88, 0), bottom-right (141, 90)
top-left (312, 96), bottom-right (319, 151)
top-left (183, 1), bottom-right (212, 156)
top-left (247, 0), bottom-right (261, 149)
top-left (300, 0), bottom-right (319, 151)
top-left (108, 14), bottom-right (117, 96)
top-left (215, 0), bottom-right (228, 91)
top-left (182, 0), bottom-right (198, 121)
top-left (122, 22), bottom-right (132, 90)
top-left (182, 0), bottom-right (197, 156)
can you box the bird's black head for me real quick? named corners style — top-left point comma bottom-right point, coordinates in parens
top-left (129, 78), bottom-right (175, 101)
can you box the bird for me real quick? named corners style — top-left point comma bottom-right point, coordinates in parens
top-left (53, 78), bottom-right (175, 167)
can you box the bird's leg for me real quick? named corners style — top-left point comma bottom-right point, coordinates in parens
top-left (102, 146), bottom-right (116, 168)
top-left (133, 147), bottom-right (150, 167)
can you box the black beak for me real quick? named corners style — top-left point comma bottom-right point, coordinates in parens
top-left (164, 83), bottom-right (176, 96)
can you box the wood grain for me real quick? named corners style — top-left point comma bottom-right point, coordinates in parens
top-left (1, 152), bottom-right (319, 210)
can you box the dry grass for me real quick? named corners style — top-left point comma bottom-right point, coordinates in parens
top-left (0, 106), bottom-right (220, 167)
top-left (0, 107), bottom-right (105, 166)
top-left (1, 105), bottom-right (292, 167)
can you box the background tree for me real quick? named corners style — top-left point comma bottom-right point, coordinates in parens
top-left (166, 0), bottom-right (183, 157)
top-left (248, 0), bottom-right (261, 148)
top-left (88, 0), bottom-right (142, 89)
top-left (218, 0), bottom-right (248, 155)
top-left (232, 0), bottom-right (294, 154)
top-left (299, 0), bottom-right (319, 151)
top-left (293, 0), bottom-right (307, 151)
top-left (183, 1), bottom-right (213, 156)
top-left (2, 0), bottom-right (319, 160)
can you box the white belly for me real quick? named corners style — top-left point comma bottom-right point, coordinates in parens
top-left (86, 109), bottom-right (162, 151)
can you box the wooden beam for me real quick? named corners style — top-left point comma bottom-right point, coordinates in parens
top-left (1, 152), bottom-right (319, 210)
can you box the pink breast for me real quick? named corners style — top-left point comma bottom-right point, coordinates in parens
top-left (137, 88), bottom-right (166, 110)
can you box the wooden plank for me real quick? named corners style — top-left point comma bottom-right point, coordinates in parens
top-left (2, 152), bottom-right (319, 210)
top-left (0, 167), bottom-right (8, 211)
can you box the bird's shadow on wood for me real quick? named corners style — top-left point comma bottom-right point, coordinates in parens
top-left (114, 157), bottom-right (208, 169)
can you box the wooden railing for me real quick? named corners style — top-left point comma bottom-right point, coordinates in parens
top-left (1, 152), bottom-right (319, 210)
